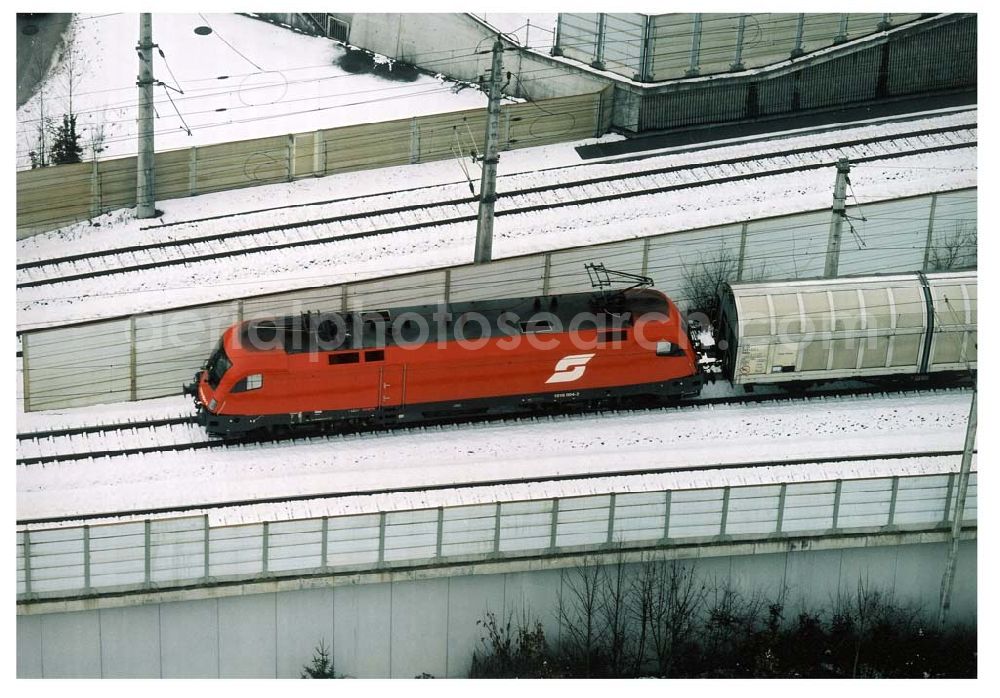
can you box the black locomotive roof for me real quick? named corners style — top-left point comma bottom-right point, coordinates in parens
top-left (237, 288), bottom-right (670, 354)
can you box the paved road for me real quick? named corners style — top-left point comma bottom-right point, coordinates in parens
top-left (16, 13), bottom-right (72, 108)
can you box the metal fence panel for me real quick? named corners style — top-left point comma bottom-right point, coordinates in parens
top-left (25, 527), bottom-right (85, 594)
top-left (725, 485), bottom-right (782, 535)
top-left (669, 489), bottom-right (725, 538)
top-left (781, 481), bottom-right (837, 532)
top-left (383, 509), bottom-right (438, 562)
top-left (499, 500), bottom-right (554, 552)
top-left (326, 514), bottom-right (380, 567)
top-left (555, 495), bottom-right (611, 548)
top-left (838, 478), bottom-right (894, 528)
top-left (150, 518), bottom-right (206, 585)
top-left (893, 474), bottom-right (950, 525)
top-left (23, 320), bottom-right (132, 410)
top-left (134, 302), bottom-right (241, 400)
top-left (267, 519), bottom-right (324, 573)
top-left (345, 271), bottom-right (448, 312)
top-left (449, 255), bottom-right (546, 304)
top-left (612, 491), bottom-right (667, 543)
top-left (440, 504), bottom-right (496, 557)
top-left (209, 524), bottom-right (264, 578)
top-left (89, 522), bottom-right (146, 589)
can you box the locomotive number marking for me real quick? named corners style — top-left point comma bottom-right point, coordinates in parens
top-left (545, 353), bottom-right (596, 384)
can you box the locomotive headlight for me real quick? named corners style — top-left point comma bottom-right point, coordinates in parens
top-left (208, 398), bottom-right (218, 412)
top-left (656, 341), bottom-right (674, 356)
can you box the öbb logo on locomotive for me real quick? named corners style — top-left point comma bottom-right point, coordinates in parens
top-left (183, 267), bottom-right (975, 439)
top-left (545, 354), bottom-right (596, 384)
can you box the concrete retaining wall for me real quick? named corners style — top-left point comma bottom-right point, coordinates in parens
top-left (16, 536), bottom-right (977, 677)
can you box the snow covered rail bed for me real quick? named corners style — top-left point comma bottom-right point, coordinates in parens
top-left (15, 449), bottom-right (974, 528)
top-left (15, 386), bottom-right (970, 467)
top-left (15, 125), bottom-right (975, 290)
top-left (17, 388), bottom-right (975, 524)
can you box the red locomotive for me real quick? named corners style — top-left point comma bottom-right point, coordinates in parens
top-left (185, 268), bottom-right (702, 438)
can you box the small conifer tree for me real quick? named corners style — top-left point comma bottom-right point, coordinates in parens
top-left (49, 113), bottom-right (83, 165)
top-left (301, 639), bottom-right (337, 678)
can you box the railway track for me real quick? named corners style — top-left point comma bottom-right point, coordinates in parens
top-left (15, 123), bottom-right (976, 290)
top-left (16, 383), bottom-right (971, 466)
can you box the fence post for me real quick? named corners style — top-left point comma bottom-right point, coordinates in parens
top-left (737, 220), bottom-right (749, 281)
top-left (203, 514), bottom-right (210, 581)
top-left (922, 193), bottom-right (939, 272)
top-left (791, 13), bottom-right (806, 58)
top-left (776, 483), bottom-right (788, 533)
top-left (436, 507), bottom-right (445, 558)
top-left (23, 530), bottom-right (32, 596)
top-left (410, 117), bottom-right (420, 164)
top-left (606, 493), bottom-right (617, 545)
top-left (443, 268), bottom-right (452, 305)
top-left (377, 512), bottom-right (387, 565)
top-left (188, 147), bottom-right (198, 196)
top-left (641, 238), bottom-right (651, 277)
top-left (731, 14), bottom-right (747, 70)
top-left (90, 159), bottom-right (101, 217)
top-left (129, 315), bottom-right (138, 401)
top-left (720, 487), bottom-right (731, 536)
top-left (662, 490), bottom-right (672, 540)
top-left (144, 520), bottom-right (152, 587)
top-left (549, 498), bottom-right (560, 550)
top-left (83, 525), bottom-right (91, 593)
top-left (320, 517), bottom-right (329, 569)
top-left (832, 480), bottom-right (843, 530)
top-left (887, 477), bottom-right (900, 527)
top-left (313, 129), bottom-right (324, 176)
top-left (287, 134), bottom-right (295, 181)
top-left (21, 334), bottom-right (31, 413)
top-left (942, 472), bottom-right (956, 524)
top-left (686, 14), bottom-right (703, 77)
top-left (262, 521), bottom-right (270, 574)
top-left (835, 14), bottom-right (849, 44)
top-left (493, 503), bottom-right (502, 554)
top-left (591, 13), bottom-right (607, 69)
top-left (542, 253), bottom-right (552, 296)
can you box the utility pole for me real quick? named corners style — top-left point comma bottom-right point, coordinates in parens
top-left (824, 157), bottom-right (851, 278)
top-left (938, 389), bottom-right (977, 626)
top-left (474, 36), bottom-right (504, 265)
top-left (136, 13), bottom-right (156, 219)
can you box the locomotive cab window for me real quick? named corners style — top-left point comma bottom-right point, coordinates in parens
top-left (231, 373), bottom-right (263, 393)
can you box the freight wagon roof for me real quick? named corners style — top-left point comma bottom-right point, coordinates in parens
top-left (235, 288), bottom-right (674, 353)
top-left (724, 269), bottom-right (976, 296)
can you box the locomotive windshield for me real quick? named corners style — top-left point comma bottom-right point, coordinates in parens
top-left (205, 342), bottom-right (232, 389)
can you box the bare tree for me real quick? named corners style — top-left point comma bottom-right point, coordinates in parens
top-left (644, 558), bottom-right (706, 676)
top-left (680, 248), bottom-right (767, 319)
top-left (929, 223), bottom-right (977, 272)
top-left (557, 556), bottom-right (607, 676)
top-left (596, 549), bottom-right (634, 677)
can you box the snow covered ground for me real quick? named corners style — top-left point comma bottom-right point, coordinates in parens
top-left (16, 12), bottom-right (502, 168)
top-left (16, 389), bottom-right (975, 523)
top-left (16, 108), bottom-right (977, 328)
